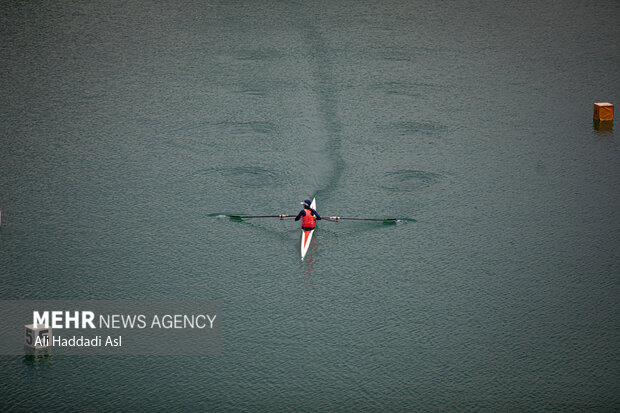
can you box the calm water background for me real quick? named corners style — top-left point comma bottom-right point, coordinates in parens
top-left (1, 0), bottom-right (619, 410)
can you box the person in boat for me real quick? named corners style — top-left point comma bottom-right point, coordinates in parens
top-left (294, 199), bottom-right (321, 231)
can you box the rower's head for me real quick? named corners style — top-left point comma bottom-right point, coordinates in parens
top-left (301, 199), bottom-right (312, 208)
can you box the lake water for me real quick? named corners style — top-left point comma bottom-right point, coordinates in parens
top-left (1, 0), bottom-right (619, 410)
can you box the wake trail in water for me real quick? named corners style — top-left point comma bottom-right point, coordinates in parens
top-left (302, 27), bottom-right (345, 201)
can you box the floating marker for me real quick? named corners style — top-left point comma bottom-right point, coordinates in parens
top-left (24, 324), bottom-right (52, 349)
top-left (593, 102), bottom-right (613, 121)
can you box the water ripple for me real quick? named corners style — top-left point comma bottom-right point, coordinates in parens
top-left (382, 169), bottom-right (444, 192)
top-left (196, 166), bottom-right (280, 188)
top-left (389, 120), bottom-right (448, 136)
top-left (233, 48), bottom-right (285, 61)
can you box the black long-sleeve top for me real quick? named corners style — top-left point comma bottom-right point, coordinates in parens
top-left (294, 208), bottom-right (321, 221)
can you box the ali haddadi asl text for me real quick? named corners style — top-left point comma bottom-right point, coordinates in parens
top-left (36, 335), bottom-right (122, 347)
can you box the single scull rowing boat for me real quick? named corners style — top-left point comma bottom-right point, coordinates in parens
top-left (300, 197), bottom-right (316, 260)
top-left (227, 199), bottom-right (400, 260)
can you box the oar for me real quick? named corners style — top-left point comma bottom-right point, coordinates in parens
top-left (328, 216), bottom-right (397, 223)
top-left (229, 214), bottom-right (294, 220)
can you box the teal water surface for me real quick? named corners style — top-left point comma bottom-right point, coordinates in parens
top-left (1, 0), bottom-right (619, 411)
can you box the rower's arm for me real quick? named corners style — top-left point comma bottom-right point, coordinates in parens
top-left (312, 210), bottom-right (321, 220)
top-left (294, 210), bottom-right (305, 221)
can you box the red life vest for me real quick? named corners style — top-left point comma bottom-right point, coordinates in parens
top-left (302, 208), bottom-right (316, 228)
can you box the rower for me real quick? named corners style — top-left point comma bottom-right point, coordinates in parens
top-left (294, 199), bottom-right (321, 230)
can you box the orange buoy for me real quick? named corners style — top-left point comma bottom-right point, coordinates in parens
top-left (593, 102), bottom-right (614, 121)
